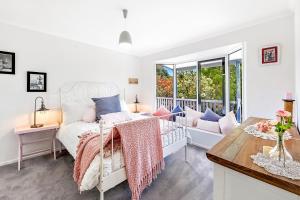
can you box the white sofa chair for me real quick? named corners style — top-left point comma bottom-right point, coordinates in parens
top-left (176, 116), bottom-right (224, 149)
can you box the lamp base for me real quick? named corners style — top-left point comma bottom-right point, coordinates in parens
top-left (31, 124), bottom-right (44, 128)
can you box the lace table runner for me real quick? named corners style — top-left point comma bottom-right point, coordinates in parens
top-left (251, 153), bottom-right (300, 180)
top-left (244, 124), bottom-right (292, 140)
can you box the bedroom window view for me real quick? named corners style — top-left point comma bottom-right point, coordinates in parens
top-left (156, 49), bottom-right (243, 122)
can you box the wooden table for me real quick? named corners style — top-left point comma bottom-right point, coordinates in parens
top-left (14, 123), bottom-right (60, 171)
top-left (207, 117), bottom-right (300, 200)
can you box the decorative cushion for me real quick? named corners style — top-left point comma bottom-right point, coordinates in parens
top-left (196, 119), bottom-right (221, 133)
top-left (153, 106), bottom-right (171, 120)
top-left (185, 106), bottom-right (204, 126)
top-left (82, 106), bottom-right (96, 123)
top-left (171, 105), bottom-right (184, 121)
top-left (62, 103), bottom-right (90, 125)
top-left (100, 112), bottom-right (132, 125)
top-left (219, 111), bottom-right (238, 135)
top-left (201, 108), bottom-right (221, 122)
top-left (92, 95), bottom-right (121, 120)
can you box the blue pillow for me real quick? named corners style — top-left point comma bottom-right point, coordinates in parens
top-left (92, 95), bottom-right (121, 120)
top-left (171, 105), bottom-right (184, 121)
top-left (201, 108), bottom-right (221, 122)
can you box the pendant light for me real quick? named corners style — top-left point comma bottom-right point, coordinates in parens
top-left (119, 9), bottom-right (132, 48)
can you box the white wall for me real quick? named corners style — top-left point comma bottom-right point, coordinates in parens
top-left (0, 22), bottom-right (141, 165)
top-left (140, 15), bottom-right (295, 120)
top-left (295, 1), bottom-right (300, 128)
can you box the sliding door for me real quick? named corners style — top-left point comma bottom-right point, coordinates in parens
top-left (198, 58), bottom-right (226, 115)
top-left (229, 50), bottom-right (243, 122)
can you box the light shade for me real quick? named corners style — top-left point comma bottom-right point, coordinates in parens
top-left (119, 30), bottom-right (132, 46)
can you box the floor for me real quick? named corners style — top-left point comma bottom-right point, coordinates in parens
top-left (0, 145), bottom-right (213, 200)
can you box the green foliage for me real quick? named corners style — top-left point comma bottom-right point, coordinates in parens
top-left (200, 67), bottom-right (223, 100)
top-left (176, 70), bottom-right (197, 99)
top-left (275, 117), bottom-right (292, 135)
top-left (156, 63), bottom-right (242, 102)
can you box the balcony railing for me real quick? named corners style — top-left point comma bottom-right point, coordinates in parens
top-left (156, 97), bottom-right (237, 116)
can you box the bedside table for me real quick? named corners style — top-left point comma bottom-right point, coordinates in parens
top-left (14, 123), bottom-right (60, 171)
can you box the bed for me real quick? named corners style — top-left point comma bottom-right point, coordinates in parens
top-left (57, 82), bottom-right (189, 200)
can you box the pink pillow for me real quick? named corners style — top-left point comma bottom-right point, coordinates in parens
top-left (153, 107), bottom-right (171, 120)
top-left (82, 106), bottom-right (96, 123)
top-left (218, 111), bottom-right (238, 135)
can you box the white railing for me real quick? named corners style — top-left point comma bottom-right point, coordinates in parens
top-left (156, 97), bottom-right (174, 111)
top-left (176, 98), bottom-right (197, 110)
top-left (156, 97), bottom-right (236, 115)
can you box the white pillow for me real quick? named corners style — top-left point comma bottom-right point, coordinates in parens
top-left (100, 112), bottom-right (132, 125)
top-left (82, 106), bottom-right (96, 123)
top-left (62, 103), bottom-right (89, 125)
top-left (196, 119), bottom-right (221, 133)
top-left (185, 106), bottom-right (204, 126)
top-left (218, 111), bottom-right (238, 135)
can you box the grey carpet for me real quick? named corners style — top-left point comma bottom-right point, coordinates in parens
top-left (0, 145), bottom-right (213, 200)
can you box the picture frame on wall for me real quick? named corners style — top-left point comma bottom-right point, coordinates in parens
top-left (261, 45), bottom-right (280, 65)
top-left (0, 51), bottom-right (15, 74)
top-left (27, 71), bottom-right (47, 92)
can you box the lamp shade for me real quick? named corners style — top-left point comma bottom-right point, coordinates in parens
top-left (119, 30), bottom-right (132, 46)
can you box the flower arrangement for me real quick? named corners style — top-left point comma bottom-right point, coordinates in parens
top-left (269, 110), bottom-right (293, 166)
top-left (257, 121), bottom-right (272, 133)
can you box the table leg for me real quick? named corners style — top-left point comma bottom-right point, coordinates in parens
top-left (52, 131), bottom-right (56, 160)
top-left (18, 136), bottom-right (23, 171)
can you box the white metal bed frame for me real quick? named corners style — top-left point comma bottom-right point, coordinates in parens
top-left (59, 82), bottom-right (188, 200)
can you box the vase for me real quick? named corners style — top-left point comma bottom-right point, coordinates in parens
top-left (269, 133), bottom-right (293, 166)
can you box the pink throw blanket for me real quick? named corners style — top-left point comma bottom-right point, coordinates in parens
top-left (73, 117), bottom-right (165, 200)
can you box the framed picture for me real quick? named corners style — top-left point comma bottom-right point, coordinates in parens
top-left (0, 51), bottom-right (15, 74)
top-left (261, 45), bottom-right (280, 65)
top-left (27, 71), bottom-right (47, 92)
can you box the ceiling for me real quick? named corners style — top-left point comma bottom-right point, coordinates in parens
top-left (0, 0), bottom-right (294, 57)
top-left (157, 43), bottom-right (243, 64)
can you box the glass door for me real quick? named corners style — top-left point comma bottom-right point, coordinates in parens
top-left (228, 49), bottom-right (243, 122)
top-left (198, 58), bottom-right (226, 116)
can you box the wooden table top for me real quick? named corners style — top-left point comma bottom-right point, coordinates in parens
top-left (207, 117), bottom-right (300, 195)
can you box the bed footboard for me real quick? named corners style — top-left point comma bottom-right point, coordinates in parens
top-left (97, 112), bottom-right (187, 200)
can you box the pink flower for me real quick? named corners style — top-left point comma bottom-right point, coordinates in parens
top-left (276, 110), bottom-right (291, 118)
top-left (257, 121), bottom-right (272, 133)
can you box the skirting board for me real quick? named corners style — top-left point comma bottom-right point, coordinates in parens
top-left (0, 149), bottom-right (53, 167)
top-left (0, 147), bottom-right (66, 167)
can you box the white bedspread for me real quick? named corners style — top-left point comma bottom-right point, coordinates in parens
top-left (56, 114), bottom-right (186, 191)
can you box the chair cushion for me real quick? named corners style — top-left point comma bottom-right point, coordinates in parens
top-left (185, 106), bottom-right (204, 126)
top-left (219, 111), bottom-right (238, 135)
top-left (201, 108), bottom-right (221, 122)
top-left (196, 119), bottom-right (221, 133)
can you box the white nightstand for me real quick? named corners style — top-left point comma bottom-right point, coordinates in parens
top-left (14, 123), bottom-right (60, 171)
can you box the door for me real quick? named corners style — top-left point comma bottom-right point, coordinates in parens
top-left (228, 49), bottom-right (243, 122)
top-left (198, 58), bottom-right (226, 116)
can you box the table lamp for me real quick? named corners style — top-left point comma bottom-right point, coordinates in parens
top-left (133, 94), bottom-right (140, 113)
top-left (31, 97), bottom-right (49, 128)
